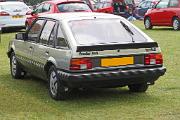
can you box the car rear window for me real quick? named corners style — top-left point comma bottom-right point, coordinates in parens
top-left (1, 3), bottom-right (29, 11)
top-left (68, 19), bottom-right (147, 45)
top-left (57, 3), bottom-right (91, 12)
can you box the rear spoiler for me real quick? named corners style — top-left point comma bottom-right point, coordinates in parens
top-left (76, 42), bottom-right (158, 52)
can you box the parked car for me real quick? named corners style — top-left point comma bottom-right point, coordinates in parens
top-left (134, 0), bottom-right (159, 19)
top-left (144, 0), bottom-right (180, 30)
top-left (94, 0), bottom-right (128, 17)
top-left (7, 12), bottom-right (166, 100)
top-left (25, 0), bottom-right (92, 30)
top-left (0, 1), bottom-right (30, 30)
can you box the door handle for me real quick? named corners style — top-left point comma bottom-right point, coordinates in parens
top-left (29, 46), bottom-right (33, 50)
top-left (45, 51), bottom-right (49, 56)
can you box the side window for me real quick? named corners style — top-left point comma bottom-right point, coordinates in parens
top-left (56, 25), bottom-right (68, 48)
top-left (49, 25), bottom-right (57, 46)
top-left (36, 4), bottom-right (44, 13)
top-left (169, 0), bottom-right (179, 7)
top-left (140, 2), bottom-right (146, 8)
top-left (42, 3), bottom-right (51, 12)
top-left (39, 20), bottom-right (56, 45)
top-left (156, 0), bottom-right (169, 8)
top-left (28, 20), bottom-right (44, 42)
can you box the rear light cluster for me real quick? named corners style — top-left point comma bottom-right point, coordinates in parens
top-left (70, 58), bottom-right (92, 70)
top-left (145, 53), bottom-right (163, 65)
top-left (0, 11), bottom-right (9, 16)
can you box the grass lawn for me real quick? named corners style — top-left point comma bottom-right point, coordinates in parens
top-left (0, 21), bottom-right (180, 120)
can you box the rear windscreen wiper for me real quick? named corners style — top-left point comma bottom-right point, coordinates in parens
top-left (120, 21), bottom-right (135, 42)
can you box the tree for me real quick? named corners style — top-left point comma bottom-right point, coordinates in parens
top-left (24, 0), bottom-right (45, 5)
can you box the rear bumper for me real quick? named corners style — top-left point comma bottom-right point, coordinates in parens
top-left (58, 67), bottom-right (166, 88)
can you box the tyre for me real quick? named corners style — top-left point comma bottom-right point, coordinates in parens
top-left (48, 65), bottom-right (69, 100)
top-left (144, 17), bottom-right (153, 30)
top-left (172, 17), bottom-right (180, 30)
top-left (10, 52), bottom-right (25, 79)
top-left (25, 23), bottom-right (29, 31)
top-left (128, 83), bottom-right (148, 92)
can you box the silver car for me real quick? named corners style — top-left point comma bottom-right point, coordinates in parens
top-left (7, 12), bottom-right (166, 100)
top-left (0, 2), bottom-right (30, 29)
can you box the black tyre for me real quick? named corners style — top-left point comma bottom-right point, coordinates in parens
top-left (25, 23), bottom-right (29, 31)
top-left (144, 17), bottom-right (153, 30)
top-left (48, 65), bottom-right (69, 100)
top-left (10, 52), bottom-right (25, 79)
top-left (128, 83), bottom-right (148, 92)
top-left (172, 17), bottom-right (180, 30)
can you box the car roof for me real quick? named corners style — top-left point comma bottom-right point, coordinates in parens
top-left (0, 1), bottom-right (25, 5)
top-left (44, 0), bottom-right (84, 4)
top-left (39, 12), bottom-right (121, 21)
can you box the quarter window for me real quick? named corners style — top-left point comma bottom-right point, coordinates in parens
top-left (156, 0), bottom-right (169, 8)
top-left (42, 3), bottom-right (51, 12)
top-left (56, 26), bottom-right (68, 48)
top-left (169, 0), bottom-right (179, 7)
top-left (40, 21), bottom-right (56, 45)
top-left (28, 20), bottom-right (44, 42)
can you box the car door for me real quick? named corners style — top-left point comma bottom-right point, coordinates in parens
top-left (151, 0), bottom-right (170, 25)
top-left (24, 19), bottom-right (45, 73)
top-left (32, 20), bottom-right (56, 79)
top-left (165, 0), bottom-right (179, 25)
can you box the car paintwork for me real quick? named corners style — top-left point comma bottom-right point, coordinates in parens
top-left (145, 0), bottom-right (180, 26)
top-left (26, 0), bottom-right (92, 27)
top-left (8, 13), bottom-right (165, 88)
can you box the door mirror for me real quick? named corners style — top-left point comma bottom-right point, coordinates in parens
top-left (31, 10), bottom-right (37, 16)
top-left (15, 33), bottom-right (28, 41)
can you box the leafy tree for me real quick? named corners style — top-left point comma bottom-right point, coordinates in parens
top-left (24, 0), bottom-right (45, 5)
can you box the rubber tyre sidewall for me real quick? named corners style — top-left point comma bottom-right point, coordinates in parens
top-left (128, 83), bottom-right (148, 92)
top-left (48, 65), bottom-right (67, 100)
top-left (144, 17), bottom-right (153, 30)
top-left (10, 52), bottom-right (24, 79)
top-left (172, 18), bottom-right (180, 31)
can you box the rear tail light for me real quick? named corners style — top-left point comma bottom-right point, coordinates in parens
top-left (70, 58), bottom-right (92, 70)
top-left (0, 11), bottom-right (10, 16)
top-left (145, 53), bottom-right (163, 65)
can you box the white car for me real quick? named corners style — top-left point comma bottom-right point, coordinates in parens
top-left (0, 1), bottom-right (30, 30)
top-left (7, 13), bottom-right (166, 100)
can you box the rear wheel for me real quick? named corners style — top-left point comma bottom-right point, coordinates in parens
top-left (172, 17), bottom-right (180, 30)
top-left (48, 65), bottom-right (69, 100)
top-left (144, 17), bottom-right (153, 30)
top-left (10, 52), bottom-right (25, 79)
top-left (128, 83), bottom-right (148, 92)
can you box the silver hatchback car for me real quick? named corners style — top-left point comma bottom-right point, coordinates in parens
top-left (7, 13), bottom-right (166, 100)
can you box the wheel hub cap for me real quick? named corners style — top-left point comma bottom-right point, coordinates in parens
top-left (50, 71), bottom-right (58, 96)
top-left (11, 56), bottom-right (17, 76)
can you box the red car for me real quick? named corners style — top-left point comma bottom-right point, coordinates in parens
top-left (25, 0), bottom-right (92, 29)
top-left (94, 0), bottom-right (128, 17)
top-left (144, 0), bottom-right (180, 30)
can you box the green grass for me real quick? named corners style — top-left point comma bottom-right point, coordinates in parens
top-left (0, 22), bottom-right (180, 120)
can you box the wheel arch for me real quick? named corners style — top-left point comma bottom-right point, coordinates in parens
top-left (44, 57), bottom-right (58, 74)
top-left (7, 48), bottom-right (14, 58)
top-left (172, 16), bottom-right (179, 24)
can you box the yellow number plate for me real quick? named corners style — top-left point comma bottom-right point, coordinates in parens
top-left (101, 57), bottom-right (134, 67)
top-left (12, 16), bottom-right (23, 19)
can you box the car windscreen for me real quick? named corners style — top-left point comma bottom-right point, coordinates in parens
top-left (68, 19), bottom-right (147, 45)
top-left (57, 3), bottom-right (91, 12)
top-left (1, 3), bottom-right (29, 11)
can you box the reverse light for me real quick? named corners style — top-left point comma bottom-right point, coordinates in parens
top-left (70, 58), bottom-right (92, 70)
top-left (145, 53), bottom-right (163, 65)
top-left (0, 11), bottom-right (10, 16)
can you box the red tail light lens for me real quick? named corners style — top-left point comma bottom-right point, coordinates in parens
top-left (145, 53), bottom-right (163, 65)
top-left (0, 11), bottom-right (10, 16)
top-left (70, 58), bottom-right (92, 70)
